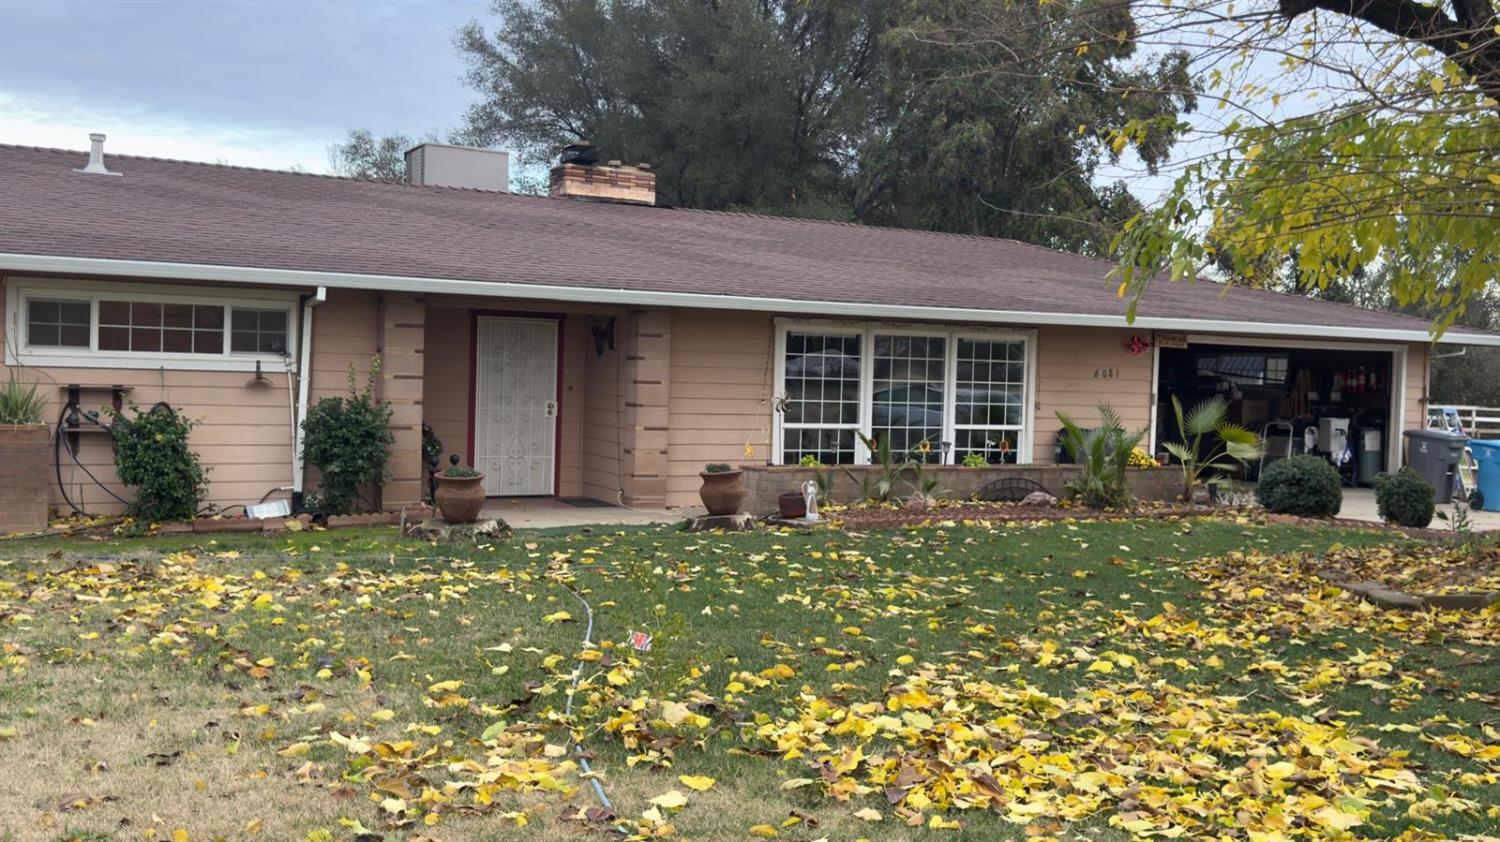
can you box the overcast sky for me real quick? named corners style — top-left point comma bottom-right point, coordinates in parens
top-left (0, 0), bottom-right (485, 171)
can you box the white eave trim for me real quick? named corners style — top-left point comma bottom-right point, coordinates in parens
top-left (3, 252), bottom-right (1497, 346)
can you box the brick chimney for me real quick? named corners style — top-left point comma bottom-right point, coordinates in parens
top-left (549, 142), bottom-right (655, 206)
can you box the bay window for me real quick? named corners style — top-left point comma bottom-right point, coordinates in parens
top-left (774, 321), bottom-right (1034, 466)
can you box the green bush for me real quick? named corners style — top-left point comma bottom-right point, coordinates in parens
top-left (1255, 455), bottom-right (1342, 517)
top-left (0, 370), bottom-right (46, 424)
top-left (1374, 467), bottom-right (1435, 528)
top-left (444, 463), bottom-right (480, 479)
top-left (110, 404), bottom-right (208, 522)
top-left (302, 362), bottom-right (393, 514)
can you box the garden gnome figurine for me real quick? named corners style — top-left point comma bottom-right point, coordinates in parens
top-left (802, 479), bottom-right (821, 522)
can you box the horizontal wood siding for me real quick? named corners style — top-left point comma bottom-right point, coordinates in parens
top-left (1032, 326), bottom-right (1154, 464)
top-left (583, 340), bottom-right (622, 503)
top-left (1, 277), bottom-right (296, 514)
top-left (666, 310), bottom-right (774, 507)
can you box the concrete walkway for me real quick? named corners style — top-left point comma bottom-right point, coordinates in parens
top-left (479, 497), bottom-right (685, 530)
top-left (1337, 487), bottom-right (1500, 532)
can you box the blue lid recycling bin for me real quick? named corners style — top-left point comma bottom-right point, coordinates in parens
top-left (1468, 440), bottom-right (1500, 512)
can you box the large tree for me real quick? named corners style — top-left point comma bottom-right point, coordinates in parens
top-left (457, 0), bottom-right (887, 216)
top-left (1100, 0), bottom-right (1499, 335)
top-left (857, 0), bottom-right (1195, 253)
top-left (454, 0), bottom-right (1196, 242)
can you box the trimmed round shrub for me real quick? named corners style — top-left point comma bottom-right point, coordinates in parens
top-left (1374, 467), bottom-right (1435, 528)
top-left (1256, 455), bottom-right (1342, 517)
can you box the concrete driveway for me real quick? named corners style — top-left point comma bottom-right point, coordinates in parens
top-left (1338, 487), bottom-right (1500, 532)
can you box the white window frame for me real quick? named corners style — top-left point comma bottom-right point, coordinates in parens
top-left (773, 322), bottom-right (867, 464)
top-left (5, 277), bottom-right (298, 372)
top-left (773, 318), bottom-right (1037, 466)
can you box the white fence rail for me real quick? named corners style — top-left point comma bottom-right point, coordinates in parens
top-left (1429, 405), bottom-right (1500, 439)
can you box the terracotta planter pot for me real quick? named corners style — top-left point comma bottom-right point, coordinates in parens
top-left (777, 491), bottom-right (806, 519)
top-left (434, 474), bottom-right (486, 523)
top-left (698, 470), bottom-right (747, 516)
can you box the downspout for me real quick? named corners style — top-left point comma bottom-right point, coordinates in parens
top-left (291, 286), bottom-right (327, 511)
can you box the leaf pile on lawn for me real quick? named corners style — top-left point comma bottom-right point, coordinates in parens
top-left (0, 522), bottom-right (1497, 841)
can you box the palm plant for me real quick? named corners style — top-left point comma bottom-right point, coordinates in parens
top-left (0, 370), bottom-right (46, 425)
top-left (1163, 395), bottom-right (1263, 502)
top-left (1055, 403), bottom-right (1145, 510)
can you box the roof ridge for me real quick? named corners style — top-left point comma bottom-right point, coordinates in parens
top-left (0, 142), bottom-right (527, 196)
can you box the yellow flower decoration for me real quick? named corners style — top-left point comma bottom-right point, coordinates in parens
top-left (914, 440), bottom-right (933, 455)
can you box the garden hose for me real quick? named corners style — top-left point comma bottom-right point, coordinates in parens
top-left (559, 582), bottom-right (631, 836)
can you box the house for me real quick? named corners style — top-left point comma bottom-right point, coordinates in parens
top-left (2, 136), bottom-right (1496, 517)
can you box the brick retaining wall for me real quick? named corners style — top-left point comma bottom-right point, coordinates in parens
top-left (741, 464), bottom-right (1179, 516)
top-left (0, 424), bottom-right (51, 533)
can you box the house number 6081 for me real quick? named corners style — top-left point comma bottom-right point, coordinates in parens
top-left (1093, 368), bottom-right (1120, 379)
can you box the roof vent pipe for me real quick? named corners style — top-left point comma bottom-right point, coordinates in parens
top-left (75, 133), bottom-right (121, 176)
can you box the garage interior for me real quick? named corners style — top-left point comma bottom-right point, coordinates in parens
top-left (1154, 342), bottom-right (1396, 486)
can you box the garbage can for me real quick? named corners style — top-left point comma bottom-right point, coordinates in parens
top-left (1358, 429), bottom-right (1383, 486)
top-left (1467, 439), bottom-right (1500, 512)
top-left (1403, 429), bottom-right (1467, 503)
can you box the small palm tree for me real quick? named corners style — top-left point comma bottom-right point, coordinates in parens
top-left (1163, 395), bottom-right (1263, 502)
top-left (1056, 403), bottom-right (1145, 510)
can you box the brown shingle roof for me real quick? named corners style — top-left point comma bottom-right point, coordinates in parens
top-left (0, 144), bottom-right (1491, 342)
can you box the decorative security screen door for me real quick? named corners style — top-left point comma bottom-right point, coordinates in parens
top-left (474, 317), bottom-right (558, 496)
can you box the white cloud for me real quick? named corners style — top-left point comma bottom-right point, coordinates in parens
top-left (0, 90), bottom-right (335, 172)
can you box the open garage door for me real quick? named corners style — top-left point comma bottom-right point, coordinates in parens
top-left (1151, 336), bottom-right (1405, 485)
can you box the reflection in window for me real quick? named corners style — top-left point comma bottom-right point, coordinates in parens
top-left (232, 308), bottom-right (290, 354)
top-left (953, 338), bottom-right (1026, 464)
top-left (871, 334), bottom-right (945, 462)
top-left (781, 331), bottom-right (861, 464)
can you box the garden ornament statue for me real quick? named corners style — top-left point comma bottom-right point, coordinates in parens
top-left (802, 479), bottom-right (821, 522)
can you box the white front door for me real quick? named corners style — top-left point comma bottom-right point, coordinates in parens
top-left (474, 317), bottom-right (558, 496)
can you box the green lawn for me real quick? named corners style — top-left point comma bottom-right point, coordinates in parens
top-left (1, 517), bottom-right (1496, 841)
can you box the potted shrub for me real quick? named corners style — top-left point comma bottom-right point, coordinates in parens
top-left (0, 370), bottom-right (50, 533)
top-left (699, 462), bottom-right (747, 516)
top-left (434, 463), bottom-right (486, 523)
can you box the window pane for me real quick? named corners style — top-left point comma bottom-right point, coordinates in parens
top-left (782, 428), bottom-right (856, 465)
top-left (956, 339), bottom-right (1025, 424)
top-left (953, 428), bottom-right (1020, 465)
top-left (29, 324), bottom-right (60, 347)
top-left (781, 331), bottom-right (861, 464)
top-left (131, 327), bottom-right (161, 353)
top-left (132, 302), bottom-right (162, 326)
top-left (26, 299), bottom-right (91, 348)
top-left (99, 326), bottom-right (129, 351)
top-left (230, 308), bottom-right (289, 355)
top-left (163, 304), bottom-right (194, 329)
top-left (195, 306), bottom-right (224, 329)
top-left (99, 300), bottom-right (131, 325)
top-left (194, 331), bottom-right (223, 355)
top-left (872, 334), bottom-right (945, 462)
top-left (162, 328), bottom-right (193, 353)
top-left (63, 301), bottom-right (89, 325)
top-left (30, 300), bottom-right (59, 323)
top-left (59, 324), bottom-right (90, 347)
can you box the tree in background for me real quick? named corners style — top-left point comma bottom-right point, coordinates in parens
top-left (328, 129), bottom-right (416, 182)
top-left (857, 0), bottom-right (1195, 254)
top-left (457, 0), bottom-right (886, 217)
top-left (1104, 0), bottom-right (1498, 336)
top-left (452, 0), bottom-right (1194, 244)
